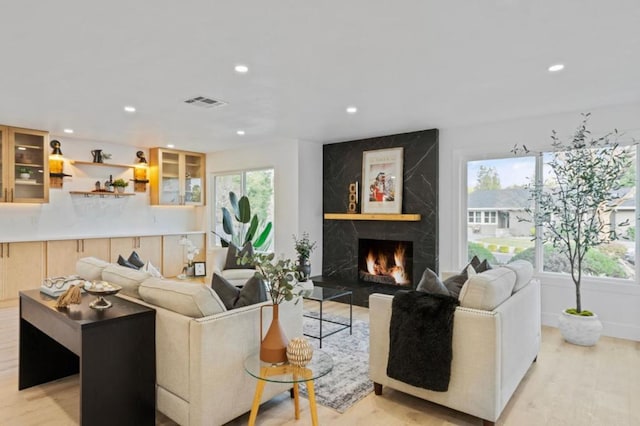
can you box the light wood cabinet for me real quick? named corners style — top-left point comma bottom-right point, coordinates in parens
top-left (0, 126), bottom-right (50, 203)
top-left (149, 148), bottom-right (205, 206)
top-left (0, 241), bottom-right (46, 300)
top-left (110, 236), bottom-right (162, 270)
top-left (162, 233), bottom-right (206, 277)
top-left (46, 238), bottom-right (110, 278)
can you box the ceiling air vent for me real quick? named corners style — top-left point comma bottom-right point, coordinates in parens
top-left (184, 96), bottom-right (227, 108)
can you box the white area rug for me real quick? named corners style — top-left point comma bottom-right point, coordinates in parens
top-left (299, 312), bottom-right (373, 413)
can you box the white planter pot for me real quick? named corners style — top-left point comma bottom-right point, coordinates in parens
top-left (558, 310), bottom-right (603, 346)
top-left (20, 173), bottom-right (30, 180)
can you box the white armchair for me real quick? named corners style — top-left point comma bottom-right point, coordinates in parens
top-left (211, 246), bottom-right (256, 287)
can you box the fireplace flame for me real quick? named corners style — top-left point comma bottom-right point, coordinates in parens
top-left (364, 244), bottom-right (410, 285)
top-left (366, 251), bottom-right (377, 275)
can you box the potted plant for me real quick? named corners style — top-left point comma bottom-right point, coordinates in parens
top-left (241, 251), bottom-right (303, 363)
top-left (293, 232), bottom-right (317, 281)
top-left (179, 237), bottom-right (200, 277)
top-left (513, 113), bottom-right (634, 346)
top-left (17, 167), bottom-right (31, 180)
top-left (112, 178), bottom-right (128, 193)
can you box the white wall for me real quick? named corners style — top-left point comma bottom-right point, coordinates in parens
top-left (439, 102), bottom-right (640, 341)
top-left (0, 137), bottom-right (203, 242)
top-left (206, 138), bottom-right (323, 264)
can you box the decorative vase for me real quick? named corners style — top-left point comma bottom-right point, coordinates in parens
top-left (558, 309), bottom-right (603, 346)
top-left (260, 304), bottom-right (288, 363)
top-left (185, 265), bottom-right (195, 277)
top-left (286, 337), bottom-right (313, 367)
top-left (297, 257), bottom-right (311, 282)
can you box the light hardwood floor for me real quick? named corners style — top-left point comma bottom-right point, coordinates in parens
top-left (1, 299), bottom-right (638, 425)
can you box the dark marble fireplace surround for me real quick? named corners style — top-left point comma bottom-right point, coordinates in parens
top-left (318, 129), bottom-right (438, 306)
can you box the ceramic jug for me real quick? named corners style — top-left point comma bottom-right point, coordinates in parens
top-left (91, 149), bottom-right (103, 163)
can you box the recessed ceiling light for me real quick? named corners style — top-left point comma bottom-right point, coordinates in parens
top-left (167, 144), bottom-right (175, 148)
top-left (234, 64), bottom-right (249, 74)
top-left (124, 105), bottom-right (136, 113)
top-left (236, 130), bottom-right (245, 136)
top-left (548, 64), bottom-right (565, 72)
top-left (346, 106), bottom-right (358, 114)
top-left (63, 128), bottom-right (74, 134)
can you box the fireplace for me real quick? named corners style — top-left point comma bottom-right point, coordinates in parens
top-left (358, 239), bottom-right (413, 287)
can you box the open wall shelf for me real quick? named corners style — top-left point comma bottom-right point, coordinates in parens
top-left (69, 191), bottom-right (135, 198)
top-left (70, 160), bottom-right (133, 169)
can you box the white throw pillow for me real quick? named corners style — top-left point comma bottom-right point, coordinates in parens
top-left (142, 260), bottom-right (163, 279)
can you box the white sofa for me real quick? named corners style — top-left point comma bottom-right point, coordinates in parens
top-left (76, 257), bottom-right (303, 426)
top-left (211, 246), bottom-right (256, 287)
top-left (369, 261), bottom-right (540, 426)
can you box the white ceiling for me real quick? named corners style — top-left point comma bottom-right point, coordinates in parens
top-left (1, 1), bottom-right (639, 153)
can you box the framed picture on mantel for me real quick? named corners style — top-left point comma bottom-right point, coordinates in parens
top-left (362, 147), bottom-right (404, 214)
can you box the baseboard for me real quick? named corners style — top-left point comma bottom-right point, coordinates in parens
top-left (542, 311), bottom-right (640, 341)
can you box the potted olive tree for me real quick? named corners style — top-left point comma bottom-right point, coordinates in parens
top-left (513, 113), bottom-right (634, 346)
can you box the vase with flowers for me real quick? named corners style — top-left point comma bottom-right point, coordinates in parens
top-left (242, 251), bottom-right (303, 363)
top-left (292, 232), bottom-right (317, 281)
top-left (179, 237), bottom-right (200, 277)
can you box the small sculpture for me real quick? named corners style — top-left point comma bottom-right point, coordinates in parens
top-left (286, 337), bottom-right (313, 367)
top-left (55, 285), bottom-right (82, 308)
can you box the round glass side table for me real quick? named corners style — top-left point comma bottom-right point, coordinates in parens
top-left (244, 349), bottom-right (333, 426)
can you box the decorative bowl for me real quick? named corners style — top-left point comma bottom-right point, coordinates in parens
top-left (84, 281), bottom-right (122, 310)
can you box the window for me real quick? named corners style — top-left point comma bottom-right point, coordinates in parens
top-left (467, 158), bottom-right (536, 267)
top-left (212, 168), bottom-right (274, 249)
top-left (466, 147), bottom-right (637, 281)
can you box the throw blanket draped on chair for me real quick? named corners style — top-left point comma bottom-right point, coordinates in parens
top-left (387, 290), bottom-right (459, 392)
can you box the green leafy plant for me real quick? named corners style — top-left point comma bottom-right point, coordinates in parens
top-left (17, 167), bottom-right (31, 174)
top-left (512, 113), bottom-right (634, 314)
top-left (241, 252), bottom-right (302, 305)
top-left (112, 178), bottom-right (128, 187)
top-left (292, 232), bottom-right (316, 260)
top-left (215, 191), bottom-right (272, 250)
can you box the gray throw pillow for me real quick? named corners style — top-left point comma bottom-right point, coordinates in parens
top-left (444, 273), bottom-right (468, 299)
top-left (416, 268), bottom-right (449, 296)
top-left (117, 254), bottom-right (139, 270)
top-left (210, 273), bottom-right (267, 310)
top-left (224, 242), bottom-right (255, 270)
top-left (235, 275), bottom-right (268, 308)
top-left (128, 251), bottom-right (145, 269)
top-left (211, 273), bottom-right (240, 310)
top-left (477, 259), bottom-right (491, 273)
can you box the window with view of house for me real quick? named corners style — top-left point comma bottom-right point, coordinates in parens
top-left (212, 168), bottom-right (275, 250)
top-left (467, 147), bottom-right (637, 281)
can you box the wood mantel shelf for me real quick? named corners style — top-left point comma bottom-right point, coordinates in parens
top-left (323, 213), bottom-right (421, 221)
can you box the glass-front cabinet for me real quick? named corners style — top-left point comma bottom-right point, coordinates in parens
top-left (149, 148), bottom-right (205, 206)
top-left (0, 126), bottom-right (49, 203)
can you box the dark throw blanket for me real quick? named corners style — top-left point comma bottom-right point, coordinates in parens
top-left (387, 290), bottom-right (459, 392)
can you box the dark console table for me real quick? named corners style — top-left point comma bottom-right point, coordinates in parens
top-left (19, 289), bottom-right (156, 426)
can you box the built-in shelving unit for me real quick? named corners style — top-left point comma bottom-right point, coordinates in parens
top-left (69, 191), bottom-right (135, 198)
top-left (323, 213), bottom-right (421, 221)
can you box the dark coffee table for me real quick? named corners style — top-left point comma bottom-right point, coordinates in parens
top-left (19, 289), bottom-right (156, 426)
top-left (303, 286), bottom-right (352, 348)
